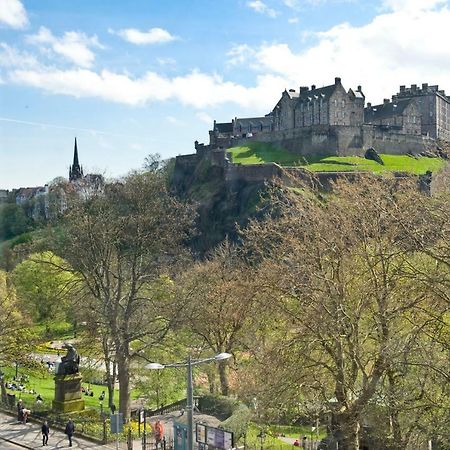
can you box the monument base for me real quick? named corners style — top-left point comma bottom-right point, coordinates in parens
top-left (52, 398), bottom-right (85, 413)
top-left (53, 373), bottom-right (85, 413)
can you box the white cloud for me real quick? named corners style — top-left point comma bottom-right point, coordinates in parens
top-left (247, 1), bottom-right (279, 17)
top-left (116, 27), bottom-right (177, 45)
top-left (26, 27), bottom-right (103, 68)
top-left (7, 61), bottom-right (287, 111)
top-left (381, 0), bottom-right (447, 12)
top-left (157, 57), bottom-right (176, 67)
top-left (226, 44), bottom-right (257, 66)
top-left (3, 0), bottom-right (450, 114)
top-left (288, 17), bottom-right (299, 23)
top-left (0, 0), bottom-right (28, 29)
top-left (0, 42), bottom-right (38, 68)
top-left (282, 0), bottom-right (298, 7)
top-left (196, 111), bottom-right (214, 124)
top-left (235, 0), bottom-right (450, 103)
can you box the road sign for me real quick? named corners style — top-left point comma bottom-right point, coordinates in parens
top-left (110, 413), bottom-right (124, 434)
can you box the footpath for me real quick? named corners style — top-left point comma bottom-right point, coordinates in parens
top-left (0, 411), bottom-right (117, 449)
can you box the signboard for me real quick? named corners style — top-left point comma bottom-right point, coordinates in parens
top-left (196, 423), bottom-right (207, 444)
top-left (197, 424), bottom-right (233, 450)
top-left (110, 413), bottom-right (124, 434)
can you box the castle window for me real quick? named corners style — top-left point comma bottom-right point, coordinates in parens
top-left (342, 100), bottom-right (345, 108)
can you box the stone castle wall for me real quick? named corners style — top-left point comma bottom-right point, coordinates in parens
top-left (229, 124), bottom-right (431, 157)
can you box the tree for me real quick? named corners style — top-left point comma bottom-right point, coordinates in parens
top-left (50, 170), bottom-right (194, 418)
top-left (179, 241), bottom-right (262, 395)
top-left (240, 177), bottom-right (449, 450)
top-left (0, 203), bottom-right (30, 241)
top-left (0, 270), bottom-right (34, 401)
top-left (13, 252), bottom-right (76, 323)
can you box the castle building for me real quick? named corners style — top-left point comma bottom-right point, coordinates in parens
top-left (202, 77), bottom-right (450, 162)
top-left (69, 137), bottom-right (84, 181)
top-left (392, 83), bottom-right (450, 140)
top-left (273, 77), bottom-right (365, 130)
top-left (364, 98), bottom-right (421, 135)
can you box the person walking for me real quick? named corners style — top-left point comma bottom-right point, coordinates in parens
top-left (41, 420), bottom-right (49, 446)
top-left (65, 419), bottom-right (75, 447)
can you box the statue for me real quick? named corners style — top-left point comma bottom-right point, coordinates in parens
top-left (56, 343), bottom-right (80, 375)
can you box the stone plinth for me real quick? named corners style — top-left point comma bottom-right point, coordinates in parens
top-left (53, 373), bottom-right (85, 413)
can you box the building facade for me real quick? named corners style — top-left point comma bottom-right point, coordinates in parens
top-left (392, 83), bottom-right (450, 140)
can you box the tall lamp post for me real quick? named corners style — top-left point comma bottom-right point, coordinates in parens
top-left (146, 353), bottom-right (232, 450)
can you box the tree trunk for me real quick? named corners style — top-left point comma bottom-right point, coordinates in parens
top-left (387, 371), bottom-right (403, 450)
top-left (117, 352), bottom-right (130, 419)
top-left (335, 412), bottom-right (360, 450)
top-left (107, 361), bottom-right (117, 411)
top-left (218, 360), bottom-right (229, 396)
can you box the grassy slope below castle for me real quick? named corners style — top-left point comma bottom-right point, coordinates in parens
top-left (229, 142), bottom-right (446, 174)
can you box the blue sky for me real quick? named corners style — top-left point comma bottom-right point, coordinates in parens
top-left (1, 0), bottom-right (449, 189)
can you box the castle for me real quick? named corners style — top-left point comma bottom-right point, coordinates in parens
top-left (200, 77), bottom-right (450, 158)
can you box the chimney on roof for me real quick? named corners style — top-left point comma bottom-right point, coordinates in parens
top-left (384, 99), bottom-right (390, 104)
top-left (357, 85), bottom-right (362, 92)
top-left (300, 86), bottom-right (309, 93)
top-left (367, 102), bottom-right (372, 108)
top-left (289, 88), bottom-right (296, 92)
top-left (400, 85), bottom-right (405, 92)
top-left (422, 83), bottom-right (428, 90)
top-left (335, 77), bottom-right (341, 85)
top-left (411, 84), bottom-right (417, 90)
top-left (311, 84), bottom-right (316, 90)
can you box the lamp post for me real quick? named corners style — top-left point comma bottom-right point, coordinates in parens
top-left (146, 352), bottom-right (232, 450)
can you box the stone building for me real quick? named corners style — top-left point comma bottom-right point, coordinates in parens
top-left (364, 98), bottom-right (421, 135)
top-left (191, 77), bottom-right (447, 164)
top-left (392, 83), bottom-right (450, 140)
top-left (272, 77), bottom-right (365, 130)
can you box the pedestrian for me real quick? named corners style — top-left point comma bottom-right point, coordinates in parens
top-left (65, 419), bottom-right (75, 447)
top-left (293, 439), bottom-right (300, 447)
top-left (154, 420), bottom-right (164, 445)
top-left (41, 420), bottom-right (49, 446)
top-left (301, 436), bottom-right (307, 449)
top-left (17, 399), bottom-right (23, 422)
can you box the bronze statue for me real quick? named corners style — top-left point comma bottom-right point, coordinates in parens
top-left (56, 343), bottom-right (80, 375)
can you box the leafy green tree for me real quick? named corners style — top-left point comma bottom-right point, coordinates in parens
top-left (0, 203), bottom-right (30, 241)
top-left (13, 251), bottom-right (76, 323)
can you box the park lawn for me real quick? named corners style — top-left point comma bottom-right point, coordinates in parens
top-left (306, 154), bottom-right (446, 174)
top-left (244, 423), bottom-right (326, 449)
top-left (2, 365), bottom-right (114, 411)
top-left (228, 142), bottom-right (446, 175)
top-left (229, 143), bottom-right (306, 166)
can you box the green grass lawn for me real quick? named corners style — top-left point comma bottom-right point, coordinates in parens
top-left (1, 365), bottom-right (113, 411)
top-left (243, 423), bottom-right (326, 449)
top-left (229, 143), bottom-right (306, 166)
top-left (228, 143), bottom-right (446, 175)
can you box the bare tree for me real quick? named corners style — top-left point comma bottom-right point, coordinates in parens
top-left (240, 176), bottom-right (449, 450)
top-left (50, 170), bottom-right (194, 418)
top-left (178, 241), bottom-right (262, 395)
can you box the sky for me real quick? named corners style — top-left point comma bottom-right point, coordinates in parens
top-left (0, 0), bottom-right (449, 189)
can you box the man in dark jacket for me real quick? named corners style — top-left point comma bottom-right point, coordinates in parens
top-left (41, 420), bottom-right (49, 446)
top-left (65, 419), bottom-right (75, 447)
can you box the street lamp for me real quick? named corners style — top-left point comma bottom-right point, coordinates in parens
top-left (146, 353), bottom-right (232, 450)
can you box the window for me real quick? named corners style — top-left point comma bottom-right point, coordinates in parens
top-left (342, 100), bottom-right (345, 108)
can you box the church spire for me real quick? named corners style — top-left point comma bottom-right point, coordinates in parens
top-left (69, 137), bottom-right (84, 181)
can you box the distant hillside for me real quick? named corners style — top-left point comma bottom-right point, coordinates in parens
top-left (229, 142), bottom-right (446, 174)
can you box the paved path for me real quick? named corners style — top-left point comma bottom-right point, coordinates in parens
top-left (0, 412), bottom-right (116, 449)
